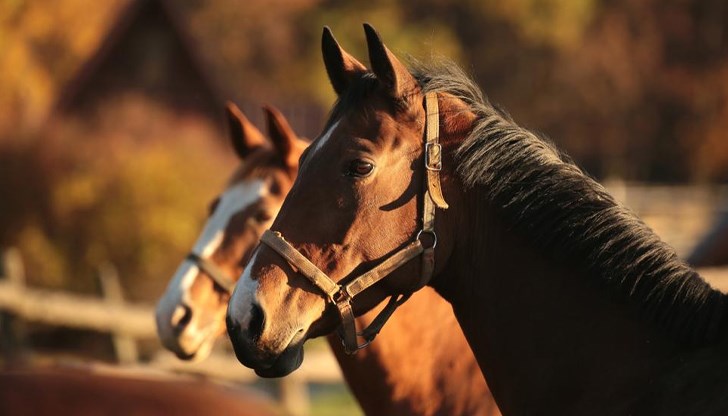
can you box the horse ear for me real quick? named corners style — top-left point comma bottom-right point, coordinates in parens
top-left (263, 105), bottom-right (299, 169)
top-left (363, 23), bottom-right (418, 100)
top-left (322, 26), bottom-right (367, 95)
top-left (225, 101), bottom-right (266, 160)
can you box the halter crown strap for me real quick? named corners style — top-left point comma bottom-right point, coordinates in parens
top-left (418, 92), bottom-right (448, 288)
top-left (186, 252), bottom-right (236, 294)
top-left (258, 93), bottom-right (448, 355)
top-left (424, 92), bottom-right (449, 210)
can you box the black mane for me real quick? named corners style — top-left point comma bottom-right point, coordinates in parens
top-left (415, 60), bottom-right (726, 346)
top-left (325, 58), bottom-right (726, 345)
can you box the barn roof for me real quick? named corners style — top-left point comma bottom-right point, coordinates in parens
top-left (52, 0), bottom-right (225, 120)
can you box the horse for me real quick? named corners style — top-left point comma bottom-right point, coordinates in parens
top-left (0, 365), bottom-right (277, 416)
top-left (155, 102), bottom-right (300, 362)
top-left (226, 24), bottom-right (728, 415)
top-left (156, 103), bottom-right (500, 415)
top-left (689, 211), bottom-right (728, 267)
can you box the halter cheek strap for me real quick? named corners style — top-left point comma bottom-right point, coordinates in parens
top-left (259, 92), bottom-right (448, 354)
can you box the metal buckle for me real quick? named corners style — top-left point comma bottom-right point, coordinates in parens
top-left (340, 336), bottom-right (372, 353)
top-left (416, 229), bottom-right (438, 249)
top-left (425, 143), bottom-right (442, 171)
top-left (332, 287), bottom-right (351, 305)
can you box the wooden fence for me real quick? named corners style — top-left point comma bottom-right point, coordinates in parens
top-left (0, 248), bottom-right (343, 416)
top-left (4, 243), bottom-right (728, 416)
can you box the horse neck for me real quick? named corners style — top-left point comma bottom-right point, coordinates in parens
top-left (327, 286), bottom-right (498, 416)
top-left (434, 194), bottom-right (683, 415)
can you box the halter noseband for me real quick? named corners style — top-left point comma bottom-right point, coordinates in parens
top-left (187, 215), bottom-right (268, 295)
top-left (259, 92), bottom-right (448, 354)
top-left (185, 252), bottom-right (236, 294)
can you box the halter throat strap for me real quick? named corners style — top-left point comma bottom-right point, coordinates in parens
top-left (259, 92), bottom-right (448, 354)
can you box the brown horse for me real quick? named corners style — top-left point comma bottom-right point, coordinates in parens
top-left (156, 102), bottom-right (300, 361)
top-left (227, 24), bottom-right (728, 415)
top-left (156, 103), bottom-right (499, 415)
top-left (689, 212), bottom-right (728, 267)
top-left (0, 366), bottom-right (278, 416)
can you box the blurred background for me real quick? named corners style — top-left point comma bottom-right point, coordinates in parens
top-left (3, 0), bottom-right (728, 414)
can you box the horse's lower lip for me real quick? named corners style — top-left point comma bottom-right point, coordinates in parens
top-left (229, 332), bottom-right (304, 377)
top-left (173, 349), bottom-right (197, 360)
top-left (252, 347), bottom-right (304, 378)
top-left (254, 366), bottom-right (288, 378)
top-left (159, 337), bottom-right (199, 360)
top-left (168, 331), bottom-right (216, 361)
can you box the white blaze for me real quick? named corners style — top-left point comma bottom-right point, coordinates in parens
top-left (158, 179), bottom-right (266, 315)
top-left (309, 120), bottom-right (340, 158)
top-left (228, 251), bottom-right (260, 330)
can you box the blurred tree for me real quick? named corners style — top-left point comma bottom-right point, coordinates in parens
top-left (1, 98), bottom-right (235, 300)
top-left (4, 0), bottom-right (728, 302)
top-left (0, 0), bottom-right (123, 132)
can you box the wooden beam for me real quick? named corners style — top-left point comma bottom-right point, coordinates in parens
top-left (0, 280), bottom-right (156, 338)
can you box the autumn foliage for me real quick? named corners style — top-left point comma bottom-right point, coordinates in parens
top-left (2, 0), bottom-right (728, 298)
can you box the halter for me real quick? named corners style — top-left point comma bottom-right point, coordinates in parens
top-left (185, 252), bottom-right (236, 294)
top-left (259, 92), bottom-right (448, 354)
top-left (187, 216), bottom-right (267, 295)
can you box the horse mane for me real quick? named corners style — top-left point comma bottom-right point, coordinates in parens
top-left (408, 59), bottom-right (726, 346)
top-left (325, 58), bottom-right (726, 345)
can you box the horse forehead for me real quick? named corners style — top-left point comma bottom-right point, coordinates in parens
top-left (218, 179), bottom-right (267, 212)
top-left (325, 115), bottom-right (401, 151)
top-left (347, 109), bottom-right (420, 146)
top-left (309, 120), bottom-right (341, 157)
top-left (191, 179), bottom-right (267, 253)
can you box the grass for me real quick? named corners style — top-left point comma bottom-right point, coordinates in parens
top-left (309, 383), bottom-right (364, 416)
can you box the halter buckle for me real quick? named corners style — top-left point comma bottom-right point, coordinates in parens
top-left (332, 287), bottom-right (352, 305)
top-left (416, 229), bottom-right (438, 249)
top-left (425, 143), bottom-right (442, 171)
top-left (339, 336), bottom-right (372, 353)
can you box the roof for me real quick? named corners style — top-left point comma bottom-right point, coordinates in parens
top-left (52, 0), bottom-right (225, 120)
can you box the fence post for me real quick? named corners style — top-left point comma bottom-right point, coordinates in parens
top-left (97, 262), bottom-right (138, 365)
top-left (279, 376), bottom-right (310, 416)
top-left (0, 248), bottom-right (27, 363)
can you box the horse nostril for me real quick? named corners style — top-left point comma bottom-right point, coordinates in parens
top-left (171, 304), bottom-right (193, 332)
top-left (248, 303), bottom-right (265, 342)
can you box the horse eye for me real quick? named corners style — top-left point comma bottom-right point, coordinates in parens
top-left (207, 197), bottom-right (221, 215)
top-left (254, 209), bottom-right (273, 223)
top-left (346, 160), bottom-right (374, 178)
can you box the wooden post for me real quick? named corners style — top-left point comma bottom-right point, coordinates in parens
top-left (97, 262), bottom-right (138, 365)
top-left (0, 248), bottom-right (27, 363)
top-left (279, 376), bottom-right (310, 416)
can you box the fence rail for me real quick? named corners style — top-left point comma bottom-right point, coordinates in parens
top-left (0, 248), bottom-right (342, 416)
top-left (4, 246), bottom-right (728, 416)
top-left (0, 279), bottom-right (156, 338)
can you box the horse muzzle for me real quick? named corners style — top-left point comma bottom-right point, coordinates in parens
top-left (226, 305), bottom-right (305, 377)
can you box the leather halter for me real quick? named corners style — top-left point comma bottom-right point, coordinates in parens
top-left (185, 252), bottom-right (236, 294)
top-left (259, 92), bottom-right (449, 354)
top-left (186, 214), bottom-right (267, 295)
